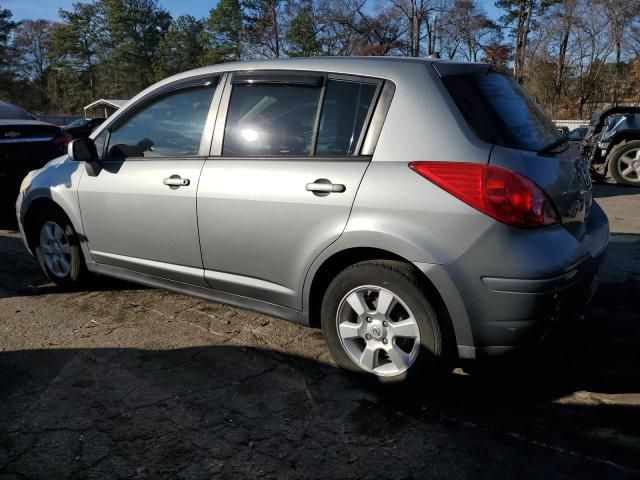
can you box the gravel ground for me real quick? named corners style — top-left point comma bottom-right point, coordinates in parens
top-left (0, 183), bottom-right (639, 479)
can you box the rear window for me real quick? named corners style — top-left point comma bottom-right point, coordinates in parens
top-left (442, 71), bottom-right (558, 152)
top-left (0, 102), bottom-right (36, 120)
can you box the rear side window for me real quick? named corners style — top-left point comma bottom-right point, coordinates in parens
top-left (442, 71), bottom-right (558, 152)
top-left (223, 84), bottom-right (321, 156)
top-left (222, 74), bottom-right (381, 157)
top-left (317, 80), bottom-right (377, 156)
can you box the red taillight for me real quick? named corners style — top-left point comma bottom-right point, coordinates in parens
top-left (52, 131), bottom-right (73, 151)
top-left (409, 161), bottom-right (560, 228)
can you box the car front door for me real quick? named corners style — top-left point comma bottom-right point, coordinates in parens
top-left (78, 76), bottom-right (221, 286)
top-left (197, 72), bottom-right (386, 309)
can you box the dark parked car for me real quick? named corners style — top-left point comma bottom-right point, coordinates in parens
top-left (0, 101), bottom-right (72, 203)
top-left (582, 106), bottom-right (640, 186)
top-left (63, 117), bottom-right (106, 139)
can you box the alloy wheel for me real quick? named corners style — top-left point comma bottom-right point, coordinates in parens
top-left (39, 221), bottom-right (72, 278)
top-left (336, 285), bottom-right (421, 377)
top-left (618, 147), bottom-right (640, 183)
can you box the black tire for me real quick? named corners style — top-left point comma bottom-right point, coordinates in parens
top-left (33, 207), bottom-right (87, 287)
top-left (320, 260), bottom-right (449, 385)
top-left (608, 139), bottom-right (640, 187)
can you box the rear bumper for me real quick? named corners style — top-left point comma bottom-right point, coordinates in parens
top-left (416, 202), bottom-right (609, 359)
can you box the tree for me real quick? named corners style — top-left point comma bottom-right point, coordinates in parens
top-left (441, 0), bottom-right (499, 61)
top-left (206, 0), bottom-right (244, 61)
top-left (51, 2), bottom-right (102, 98)
top-left (573, 0), bottom-right (615, 117)
top-left (496, 0), bottom-right (539, 83)
top-left (285, 0), bottom-right (324, 56)
top-left (156, 15), bottom-right (207, 77)
top-left (330, 0), bottom-right (405, 56)
top-left (601, 0), bottom-right (640, 104)
top-left (244, 0), bottom-right (284, 58)
top-left (483, 40), bottom-right (511, 65)
top-left (100, 0), bottom-right (172, 97)
top-left (0, 6), bottom-right (18, 99)
top-left (389, 0), bottom-right (437, 56)
top-left (14, 20), bottom-right (56, 110)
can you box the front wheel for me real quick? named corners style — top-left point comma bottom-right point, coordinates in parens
top-left (321, 260), bottom-right (448, 385)
top-left (34, 208), bottom-right (87, 287)
top-left (609, 140), bottom-right (640, 186)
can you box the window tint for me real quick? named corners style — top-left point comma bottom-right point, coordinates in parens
top-left (567, 128), bottom-right (587, 141)
top-left (317, 80), bottom-right (377, 155)
top-left (0, 102), bottom-right (36, 120)
top-left (67, 118), bottom-right (88, 128)
top-left (106, 85), bottom-right (215, 159)
top-left (223, 83), bottom-right (321, 156)
top-left (93, 130), bottom-right (107, 159)
top-left (442, 71), bottom-right (558, 152)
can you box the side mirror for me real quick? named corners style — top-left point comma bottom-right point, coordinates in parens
top-left (68, 138), bottom-right (98, 163)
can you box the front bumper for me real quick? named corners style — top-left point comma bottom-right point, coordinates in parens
top-left (416, 202), bottom-right (610, 359)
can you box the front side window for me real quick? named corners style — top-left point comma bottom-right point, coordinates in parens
top-left (317, 80), bottom-right (377, 156)
top-left (223, 83), bottom-right (321, 156)
top-left (106, 85), bottom-right (215, 160)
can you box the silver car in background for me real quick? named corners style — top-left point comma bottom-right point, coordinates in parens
top-left (16, 57), bottom-right (609, 384)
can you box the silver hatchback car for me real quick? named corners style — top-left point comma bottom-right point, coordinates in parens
top-left (17, 57), bottom-right (609, 384)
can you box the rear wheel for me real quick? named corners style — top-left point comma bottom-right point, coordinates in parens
top-left (33, 208), bottom-right (87, 287)
top-left (321, 260), bottom-right (447, 385)
top-left (609, 140), bottom-right (640, 186)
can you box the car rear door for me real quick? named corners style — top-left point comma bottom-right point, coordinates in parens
top-left (78, 76), bottom-right (222, 286)
top-left (197, 71), bottom-right (387, 309)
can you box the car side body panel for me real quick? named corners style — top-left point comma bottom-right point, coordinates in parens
top-left (16, 157), bottom-right (93, 262)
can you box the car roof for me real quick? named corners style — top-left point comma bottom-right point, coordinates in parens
top-left (150, 56), bottom-right (481, 89)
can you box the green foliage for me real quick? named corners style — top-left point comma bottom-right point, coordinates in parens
top-left (0, 0), bottom-right (637, 117)
top-left (244, 0), bottom-right (283, 58)
top-left (99, 0), bottom-right (172, 97)
top-left (206, 0), bottom-right (244, 62)
top-left (156, 15), bottom-right (208, 78)
top-left (285, 0), bottom-right (323, 56)
top-left (0, 5), bottom-right (17, 99)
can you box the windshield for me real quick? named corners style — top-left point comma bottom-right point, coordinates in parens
top-left (442, 71), bottom-right (559, 152)
top-left (67, 118), bottom-right (88, 128)
top-left (567, 128), bottom-right (587, 141)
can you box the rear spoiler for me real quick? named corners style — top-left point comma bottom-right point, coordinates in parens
top-left (432, 62), bottom-right (493, 78)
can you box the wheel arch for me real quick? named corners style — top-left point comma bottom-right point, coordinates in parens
top-left (606, 131), bottom-right (640, 159)
top-left (22, 197), bottom-right (75, 253)
top-left (305, 246), bottom-right (458, 357)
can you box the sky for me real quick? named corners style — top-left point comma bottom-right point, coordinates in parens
top-left (4, 0), bottom-right (502, 22)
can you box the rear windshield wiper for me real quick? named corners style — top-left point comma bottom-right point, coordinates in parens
top-left (538, 135), bottom-right (569, 155)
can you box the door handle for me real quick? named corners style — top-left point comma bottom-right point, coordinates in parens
top-left (163, 175), bottom-right (190, 188)
top-left (306, 179), bottom-right (346, 196)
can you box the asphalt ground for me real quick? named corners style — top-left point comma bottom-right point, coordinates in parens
top-left (0, 183), bottom-right (639, 479)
